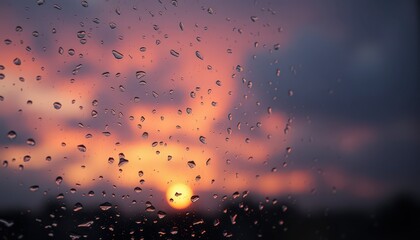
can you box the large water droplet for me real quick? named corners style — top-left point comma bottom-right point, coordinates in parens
top-left (13, 58), bottom-right (21, 65)
top-left (55, 176), bottom-right (63, 185)
top-left (73, 202), bottom-right (83, 212)
top-left (91, 110), bottom-right (98, 118)
top-left (250, 16), bottom-right (259, 22)
top-left (7, 131), bottom-right (17, 140)
top-left (77, 144), bottom-right (87, 152)
top-left (99, 202), bottom-right (112, 211)
top-left (112, 50), bottom-right (124, 59)
top-left (118, 157), bottom-right (129, 167)
top-left (77, 30), bottom-right (86, 38)
top-left (170, 49), bottom-right (180, 57)
top-left (29, 185), bottom-right (39, 191)
top-left (195, 51), bottom-right (203, 60)
top-left (0, 219), bottom-right (14, 227)
top-left (187, 161), bottom-right (196, 168)
top-left (136, 70), bottom-right (146, 79)
top-left (157, 210), bottom-right (167, 219)
top-left (190, 195), bottom-right (200, 203)
top-left (53, 102), bottom-right (62, 109)
top-left (78, 221), bottom-right (94, 228)
top-left (26, 138), bottom-right (36, 146)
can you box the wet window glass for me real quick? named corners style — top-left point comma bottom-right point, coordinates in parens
top-left (1, 0), bottom-right (419, 239)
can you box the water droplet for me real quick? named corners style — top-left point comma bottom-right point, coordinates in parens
top-left (77, 144), bottom-right (87, 152)
top-left (274, 43), bottom-right (280, 50)
top-left (179, 22), bottom-right (184, 31)
top-left (112, 50), bottom-right (124, 59)
top-left (250, 16), bottom-right (259, 22)
top-left (23, 155), bottom-right (31, 163)
top-left (142, 132), bottom-right (149, 138)
top-left (13, 58), bottom-right (21, 66)
top-left (99, 202), bottom-right (112, 211)
top-left (26, 138), bottom-right (36, 146)
top-left (53, 4), bottom-right (62, 10)
top-left (73, 202), bottom-right (83, 212)
top-left (236, 65), bottom-right (243, 72)
top-left (109, 22), bottom-right (117, 29)
top-left (76, 30), bottom-right (86, 38)
top-left (15, 26), bottom-right (23, 32)
top-left (195, 51), bottom-right (204, 60)
top-left (36, 0), bottom-right (45, 6)
top-left (0, 219), bottom-right (14, 228)
top-left (232, 191), bottom-right (240, 199)
top-left (58, 47), bottom-right (64, 55)
top-left (91, 110), bottom-right (98, 118)
top-left (199, 136), bottom-right (206, 144)
top-left (68, 48), bottom-right (75, 56)
top-left (186, 160), bottom-right (197, 169)
top-left (55, 176), bottom-right (63, 185)
top-left (118, 157), bottom-right (129, 167)
top-left (267, 107), bottom-right (272, 114)
top-left (53, 102), bottom-right (62, 109)
top-left (81, 0), bottom-right (88, 7)
top-left (134, 187), bottom-right (142, 193)
top-left (170, 49), bottom-right (180, 57)
top-left (191, 195), bottom-right (200, 202)
top-left (157, 210), bottom-right (167, 219)
top-left (29, 185), bottom-right (39, 191)
top-left (247, 81), bottom-right (253, 88)
top-left (136, 70), bottom-right (146, 79)
top-left (7, 131), bottom-right (16, 140)
top-left (228, 113), bottom-right (232, 120)
top-left (78, 221), bottom-right (94, 228)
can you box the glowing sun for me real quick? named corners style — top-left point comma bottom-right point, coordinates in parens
top-left (166, 183), bottom-right (193, 210)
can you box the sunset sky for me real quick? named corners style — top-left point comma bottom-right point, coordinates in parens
top-left (0, 0), bottom-right (419, 214)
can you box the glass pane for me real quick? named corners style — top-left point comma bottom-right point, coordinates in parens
top-left (1, 0), bottom-right (419, 239)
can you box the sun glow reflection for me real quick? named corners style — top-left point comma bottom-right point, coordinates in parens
top-left (166, 183), bottom-right (193, 210)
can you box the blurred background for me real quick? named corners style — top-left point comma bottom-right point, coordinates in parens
top-left (1, 0), bottom-right (419, 239)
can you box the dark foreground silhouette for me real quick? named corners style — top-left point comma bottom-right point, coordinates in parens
top-left (1, 194), bottom-right (419, 239)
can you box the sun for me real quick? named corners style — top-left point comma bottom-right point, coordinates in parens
top-left (166, 183), bottom-right (193, 210)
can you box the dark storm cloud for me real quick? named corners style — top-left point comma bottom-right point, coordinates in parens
top-left (250, 0), bottom-right (419, 124)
